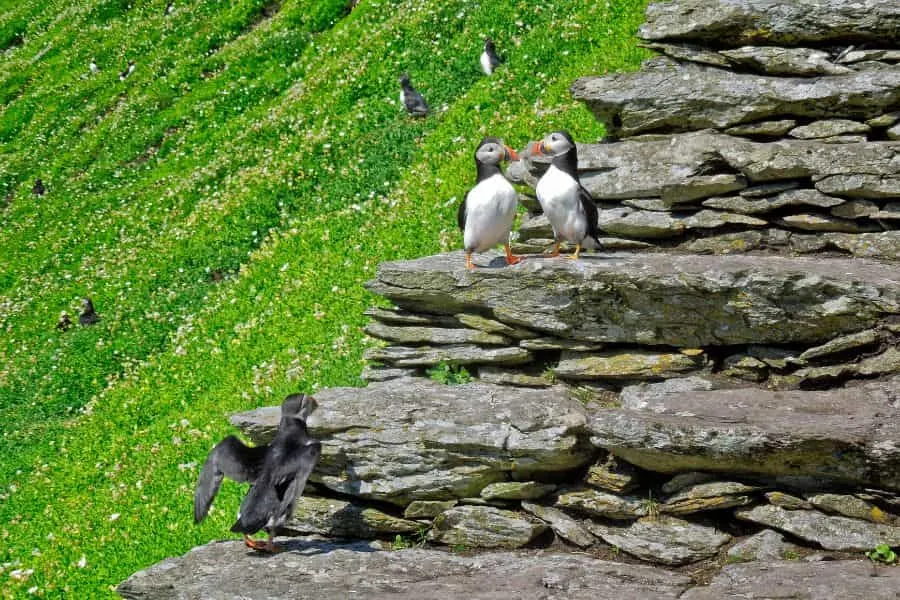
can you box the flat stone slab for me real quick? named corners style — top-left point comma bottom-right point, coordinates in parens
top-left (282, 496), bottom-right (420, 539)
top-left (590, 376), bottom-right (900, 491)
top-left (520, 502), bottom-right (596, 548)
top-left (585, 516), bottom-right (731, 566)
top-left (726, 529), bottom-right (802, 562)
top-left (363, 344), bottom-right (532, 367)
top-left (554, 351), bottom-right (706, 381)
top-left (367, 250), bottom-right (900, 347)
top-left (232, 378), bottom-right (593, 505)
top-left (681, 559), bottom-right (900, 600)
top-left (555, 488), bottom-right (648, 520)
top-left (428, 505), bottom-right (547, 549)
top-left (117, 541), bottom-right (694, 599)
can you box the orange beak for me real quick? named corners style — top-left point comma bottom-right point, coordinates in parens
top-left (504, 145), bottom-right (519, 162)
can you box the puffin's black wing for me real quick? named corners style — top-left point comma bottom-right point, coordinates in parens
top-left (405, 89), bottom-right (428, 116)
top-left (578, 183), bottom-right (601, 244)
top-left (194, 436), bottom-right (267, 524)
top-left (457, 194), bottom-right (468, 231)
top-left (230, 440), bottom-right (321, 534)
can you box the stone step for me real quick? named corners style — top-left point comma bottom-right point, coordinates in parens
top-left (589, 376), bottom-right (900, 491)
top-left (117, 540), bottom-right (900, 600)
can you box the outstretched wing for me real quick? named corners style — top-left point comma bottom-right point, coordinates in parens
top-left (457, 194), bottom-right (468, 231)
top-left (578, 183), bottom-right (601, 244)
top-left (194, 436), bottom-right (266, 524)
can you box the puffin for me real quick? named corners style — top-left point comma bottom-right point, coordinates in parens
top-left (89, 59), bottom-right (99, 75)
top-left (194, 393), bottom-right (321, 553)
top-left (32, 178), bottom-right (45, 196)
top-left (458, 137), bottom-right (521, 270)
top-left (119, 60), bottom-right (135, 81)
top-left (399, 73), bottom-right (428, 117)
top-left (56, 311), bottom-right (73, 332)
top-left (480, 38), bottom-right (502, 75)
top-left (533, 130), bottom-right (601, 259)
top-left (78, 297), bottom-right (99, 326)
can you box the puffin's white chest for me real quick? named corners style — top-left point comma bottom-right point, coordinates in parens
top-left (480, 51), bottom-right (494, 75)
top-left (536, 165), bottom-right (587, 242)
top-left (399, 89), bottom-right (406, 105)
top-left (463, 174), bottom-right (517, 252)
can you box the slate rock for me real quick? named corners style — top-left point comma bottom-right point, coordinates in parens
top-left (475, 366), bottom-right (553, 388)
top-left (360, 365), bottom-right (419, 382)
top-left (806, 493), bottom-right (898, 524)
top-left (867, 111), bottom-right (900, 128)
top-left (789, 119), bottom-right (871, 139)
top-left (725, 119), bottom-right (796, 137)
top-left (554, 350), bottom-right (706, 381)
top-left (365, 321), bottom-right (511, 346)
top-left (365, 306), bottom-right (459, 327)
top-left (703, 189), bottom-right (844, 215)
top-left (404, 500), bottom-right (457, 519)
top-left (585, 516), bottom-right (731, 566)
top-left (555, 488), bottom-right (648, 520)
top-left (765, 491), bottom-right (813, 510)
top-left (739, 181), bottom-right (801, 198)
top-left (585, 455), bottom-right (640, 494)
top-left (640, 41), bottom-right (732, 68)
top-left (726, 529), bottom-right (802, 562)
top-left (233, 379), bottom-right (593, 505)
top-left (282, 496), bottom-right (420, 538)
top-left (679, 231), bottom-right (766, 254)
top-left (720, 354), bottom-right (768, 382)
top-left (735, 504), bottom-right (900, 551)
top-left (662, 472), bottom-right (719, 495)
top-left (662, 481), bottom-right (760, 515)
top-left (822, 231), bottom-right (900, 260)
top-left (597, 208), bottom-right (686, 238)
top-left (622, 198), bottom-right (671, 212)
top-left (719, 47), bottom-right (851, 76)
top-left (888, 122), bottom-right (900, 140)
top-left (799, 329), bottom-right (880, 361)
top-left (779, 214), bottom-right (870, 233)
top-left (793, 346), bottom-right (900, 384)
top-left (520, 502), bottom-right (596, 548)
top-left (661, 174), bottom-right (748, 205)
top-left (519, 337), bottom-right (604, 352)
top-left (480, 481), bottom-right (556, 501)
top-left (682, 210), bottom-right (767, 229)
top-left (831, 199), bottom-right (880, 219)
top-left (455, 313), bottom-right (537, 339)
top-left (428, 505), bottom-right (547, 549)
top-left (363, 344), bottom-right (532, 367)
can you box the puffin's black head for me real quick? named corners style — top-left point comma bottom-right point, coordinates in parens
top-left (475, 137), bottom-right (519, 166)
top-left (534, 130), bottom-right (576, 156)
top-left (281, 393), bottom-right (317, 421)
top-left (484, 38), bottom-right (495, 52)
top-left (82, 297), bottom-right (93, 310)
top-left (399, 73), bottom-right (411, 87)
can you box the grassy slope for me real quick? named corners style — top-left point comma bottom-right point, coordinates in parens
top-left (0, 0), bottom-right (649, 596)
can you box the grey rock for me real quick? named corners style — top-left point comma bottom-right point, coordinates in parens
top-left (572, 60), bottom-right (900, 137)
top-left (585, 516), bottom-right (731, 566)
top-left (779, 214), bottom-right (870, 233)
top-left (428, 505), bottom-right (547, 549)
top-left (404, 500), bottom-right (457, 519)
top-left (585, 455), bottom-right (640, 494)
top-left (476, 366), bottom-right (553, 388)
top-left (555, 488), bottom-right (648, 520)
top-left (588, 376), bottom-right (900, 491)
top-left (554, 350), bottom-right (706, 381)
top-left (721, 354), bottom-right (768, 382)
top-left (682, 210), bottom-right (766, 229)
top-left (765, 491), bottom-right (813, 510)
top-left (363, 344), bottom-right (532, 367)
top-left (747, 345), bottom-right (805, 369)
top-left (640, 41), bottom-right (732, 68)
top-left (639, 0), bottom-right (900, 47)
top-left (726, 529), bottom-right (801, 562)
top-left (365, 306), bottom-right (459, 327)
top-left (794, 346), bottom-right (900, 383)
top-left (520, 502), bottom-right (596, 548)
top-left (735, 504), bottom-right (900, 551)
top-left (739, 181), bottom-right (801, 198)
top-left (361, 365), bottom-right (420, 382)
top-left (662, 481), bottom-right (759, 515)
top-left (887, 122), bottom-right (900, 140)
top-left (817, 174), bottom-right (900, 199)
top-left (789, 119), bottom-right (871, 139)
top-left (661, 174), bottom-right (747, 205)
top-left (282, 496), bottom-right (420, 538)
top-left (519, 337), bottom-right (604, 352)
top-left (838, 49), bottom-right (900, 64)
top-left (662, 472), bottom-right (718, 495)
top-left (867, 111), bottom-right (900, 127)
top-left (703, 189), bottom-right (844, 215)
top-left (118, 542), bottom-right (694, 600)
top-left (873, 203), bottom-right (900, 220)
top-left (790, 234), bottom-right (829, 254)
top-left (480, 481), bottom-right (556, 501)
top-left (517, 213), bottom-right (553, 241)
top-left (817, 135), bottom-right (869, 144)
top-left (622, 197), bottom-right (672, 212)
top-left (619, 378), bottom-right (715, 410)
top-left (455, 313), bottom-right (537, 339)
top-left (719, 46), bottom-right (851, 76)
top-left (233, 379), bottom-right (593, 505)
top-left (831, 199), bottom-right (880, 219)
top-left (806, 493), bottom-right (898, 524)
top-left (681, 559), bottom-right (900, 600)
top-left (678, 231), bottom-right (766, 254)
top-left (824, 231), bottom-right (900, 259)
top-left (725, 119), bottom-right (797, 137)
top-left (365, 321), bottom-right (511, 346)
top-left (799, 329), bottom-right (880, 361)
top-left (598, 208), bottom-right (685, 238)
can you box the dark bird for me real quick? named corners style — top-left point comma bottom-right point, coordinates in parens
top-left (458, 137), bottom-right (521, 270)
top-left (79, 297), bottom-right (100, 326)
top-left (89, 59), bottom-right (99, 74)
top-left (194, 394), bottom-right (321, 553)
top-left (399, 73), bottom-right (428, 117)
top-left (165, 1), bottom-right (174, 15)
top-left (119, 60), bottom-right (135, 81)
top-left (533, 131), bottom-right (601, 260)
top-left (32, 179), bottom-right (45, 196)
top-left (56, 312), bottom-right (73, 332)
top-left (480, 38), bottom-right (502, 75)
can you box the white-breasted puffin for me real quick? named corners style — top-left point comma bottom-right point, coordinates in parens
top-left (119, 60), bottom-right (135, 81)
top-left (533, 130), bottom-right (600, 259)
top-left (458, 137), bottom-right (521, 270)
top-left (79, 297), bottom-right (99, 326)
top-left (399, 73), bottom-right (428, 117)
top-left (194, 394), bottom-right (321, 553)
top-left (480, 38), bottom-right (502, 75)
top-left (89, 59), bottom-right (99, 74)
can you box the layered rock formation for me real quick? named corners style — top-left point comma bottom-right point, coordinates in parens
top-left (121, 1), bottom-right (900, 598)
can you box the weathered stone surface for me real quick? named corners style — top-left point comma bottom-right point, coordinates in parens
top-left (360, 365), bottom-right (419, 382)
top-left (725, 119), bottom-right (796, 137)
top-left (589, 376), bottom-right (900, 491)
top-left (662, 472), bottom-right (718, 495)
top-left (682, 210), bottom-right (767, 229)
top-left (622, 198), bottom-right (671, 212)
top-left (639, 0), bottom-right (900, 47)
top-left (789, 119), bottom-right (871, 139)
top-left (555, 351), bottom-right (706, 381)
top-left (363, 344), bottom-right (532, 367)
top-left (831, 199), bottom-right (880, 219)
top-left (365, 321), bottom-right (511, 346)
top-left (282, 497), bottom-right (420, 539)
top-left (585, 455), bottom-right (640, 494)
top-left (807, 493), bottom-right (898, 524)
top-left (816, 174), bottom-right (900, 199)
top-left (118, 541), bottom-right (695, 600)
top-left (233, 379), bottom-right (593, 505)
top-left (480, 481), bottom-right (556, 501)
top-left (404, 500), bottom-right (457, 519)
top-left (640, 42), bottom-right (732, 68)
top-left (520, 502), bottom-right (596, 548)
top-left (726, 529), bottom-right (802, 562)
top-left (839, 49), bottom-right (900, 64)
top-left (868, 111), bottom-right (900, 128)
top-left (779, 214), bottom-right (870, 233)
top-left (662, 481), bottom-right (760, 515)
top-left (873, 202), bottom-right (900, 220)
top-left (368, 251), bottom-right (900, 347)
top-left (598, 208), bottom-right (685, 238)
top-left (555, 488), bottom-right (648, 520)
top-left (735, 504), bottom-right (900, 551)
top-left (703, 189), bottom-right (844, 215)
top-left (519, 337), bottom-right (603, 352)
top-left (365, 306), bottom-right (458, 327)
top-left (661, 174), bottom-right (748, 205)
top-left (681, 559), bottom-right (900, 600)
top-left (428, 506), bottom-right (547, 549)
top-left (793, 347), bottom-right (900, 383)
top-left (585, 516), bottom-right (731, 566)
top-left (799, 329), bottom-right (880, 361)
top-left (740, 181), bottom-right (802, 198)
top-left (721, 355), bottom-right (768, 382)
top-left (679, 231), bottom-right (766, 254)
top-left (572, 60), bottom-right (900, 137)
top-left (719, 47), bottom-right (851, 76)
top-left (455, 313), bottom-right (537, 339)
top-left (888, 122), bottom-right (900, 140)
top-left (765, 491), bottom-right (813, 510)
top-left (475, 366), bottom-right (552, 388)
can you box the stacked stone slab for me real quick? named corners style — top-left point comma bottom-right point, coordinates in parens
top-left (509, 0), bottom-right (900, 259)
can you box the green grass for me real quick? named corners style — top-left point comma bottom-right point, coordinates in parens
top-left (0, 0), bottom-right (649, 596)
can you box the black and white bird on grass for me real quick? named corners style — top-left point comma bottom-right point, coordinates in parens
top-left (480, 38), bottom-right (502, 75)
top-left (89, 59), bottom-right (100, 75)
top-left (194, 394), bottom-right (321, 553)
top-left (119, 60), bottom-right (135, 81)
top-left (32, 178), bottom-right (45, 196)
top-left (533, 131), bottom-right (601, 260)
top-left (399, 73), bottom-right (428, 117)
top-left (79, 297), bottom-right (100, 326)
top-left (458, 137), bottom-right (521, 270)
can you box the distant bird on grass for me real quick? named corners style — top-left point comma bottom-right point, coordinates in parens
top-left (533, 131), bottom-right (601, 260)
top-left (32, 178), bottom-right (45, 196)
top-left (79, 298), bottom-right (100, 326)
top-left (119, 60), bottom-right (135, 81)
top-left (194, 394), bottom-right (321, 553)
top-left (480, 38), bottom-right (503, 75)
top-left (165, 1), bottom-right (175, 16)
top-left (89, 59), bottom-right (99, 74)
top-left (458, 137), bottom-right (522, 270)
top-left (56, 312), bottom-right (73, 332)
top-left (399, 73), bottom-right (428, 117)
